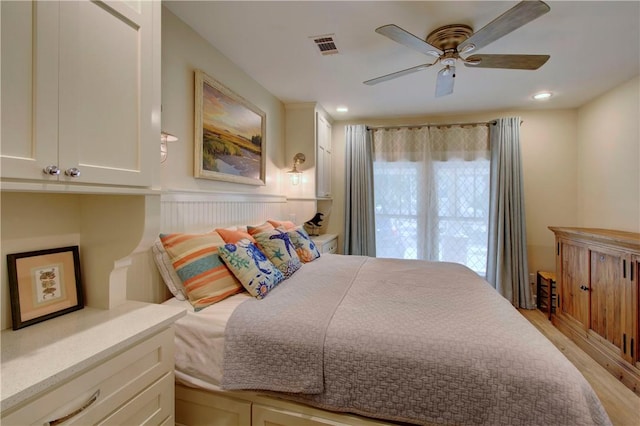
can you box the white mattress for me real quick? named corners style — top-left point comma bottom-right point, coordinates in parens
top-left (162, 292), bottom-right (252, 389)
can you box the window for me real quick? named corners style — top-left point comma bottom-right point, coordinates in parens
top-left (373, 159), bottom-right (489, 276)
top-left (433, 159), bottom-right (489, 276)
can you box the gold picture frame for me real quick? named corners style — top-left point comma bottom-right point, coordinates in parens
top-left (194, 69), bottom-right (266, 185)
top-left (7, 246), bottom-right (83, 330)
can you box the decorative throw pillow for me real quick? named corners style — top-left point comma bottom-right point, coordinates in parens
top-left (159, 232), bottom-right (244, 310)
top-left (267, 219), bottom-right (297, 230)
top-left (219, 239), bottom-right (284, 299)
top-left (216, 228), bottom-right (256, 244)
top-left (253, 228), bottom-right (302, 277)
top-left (287, 226), bottom-right (321, 263)
top-left (151, 240), bottom-right (187, 300)
top-left (247, 222), bottom-right (275, 236)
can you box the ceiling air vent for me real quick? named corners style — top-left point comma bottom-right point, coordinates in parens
top-left (311, 34), bottom-right (339, 55)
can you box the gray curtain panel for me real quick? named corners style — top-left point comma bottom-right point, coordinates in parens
top-left (486, 117), bottom-right (533, 308)
top-left (343, 125), bottom-right (376, 256)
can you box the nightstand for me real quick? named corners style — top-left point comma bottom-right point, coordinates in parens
top-left (311, 233), bottom-right (338, 254)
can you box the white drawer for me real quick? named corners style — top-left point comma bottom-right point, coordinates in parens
top-left (2, 328), bottom-right (174, 426)
top-left (311, 234), bottom-right (338, 254)
top-left (98, 372), bottom-right (173, 425)
top-left (322, 238), bottom-right (338, 254)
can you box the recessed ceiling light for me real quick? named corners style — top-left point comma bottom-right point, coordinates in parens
top-left (532, 91), bottom-right (553, 100)
top-left (336, 106), bottom-right (349, 113)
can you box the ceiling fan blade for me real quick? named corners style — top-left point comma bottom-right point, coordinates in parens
top-left (376, 24), bottom-right (443, 57)
top-left (435, 65), bottom-right (455, 97)
top-left (458, 0), bottom-right (550, 54)
top-left (364, 63), bottom-right (435, 86)
top-left (464, 54), bottom-right (549, 69)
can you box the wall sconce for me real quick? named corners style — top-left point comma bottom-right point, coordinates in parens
top-left (286, 153), bottom-right (305, 185)
top-left (160, 131), bottom-right (179, 163)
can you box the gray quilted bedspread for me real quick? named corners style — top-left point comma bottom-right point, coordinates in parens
top-left (222, 255), bottom-right (611, 426)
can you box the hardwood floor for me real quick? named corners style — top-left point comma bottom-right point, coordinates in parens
top-left (519, 308), bottom-right (640, 426)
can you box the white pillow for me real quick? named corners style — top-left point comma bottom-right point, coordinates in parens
top-left (151, 240), bottom-right (187, 300)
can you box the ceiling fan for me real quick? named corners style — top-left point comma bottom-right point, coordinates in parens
top-left (364, 0), bottom-right (551, 97)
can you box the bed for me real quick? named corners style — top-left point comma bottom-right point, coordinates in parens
top-left (161, 251), bottom-right (611, 426)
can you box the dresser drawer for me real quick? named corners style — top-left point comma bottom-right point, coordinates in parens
top-left (2, 328), bottom-right (174, 425)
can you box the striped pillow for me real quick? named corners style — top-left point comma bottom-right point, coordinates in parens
top-left (159, 232), bottom-right (243, 310)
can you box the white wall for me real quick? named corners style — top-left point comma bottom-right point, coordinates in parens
top-left (160, 7), bottom-right (286, 194)
top-left (576, 76), bottom-right (639, 232)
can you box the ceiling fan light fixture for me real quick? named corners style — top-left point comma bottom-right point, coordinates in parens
top-left (532, 91), bottom-right (553, 100)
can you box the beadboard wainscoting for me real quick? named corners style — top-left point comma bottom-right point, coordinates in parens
top-left (126, 190), bottom-right (289, 304)
top-left (160, 191), bottom-right (287, 233)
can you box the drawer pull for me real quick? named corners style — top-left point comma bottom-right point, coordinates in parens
top-left (45, 389), bottom-right (100, 426)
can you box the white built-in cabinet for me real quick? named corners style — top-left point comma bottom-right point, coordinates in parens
top-left (1, 303), bottom-right (185, 426)
top-left (316, 112), bottom-right (332, 198)
top-left (284, 103), bottom-right (333, 199)
top-left (0, 0), bottom-right (158, 187)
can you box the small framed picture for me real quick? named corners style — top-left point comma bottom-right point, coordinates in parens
top-left (7, 246), bottom-right (83, 330)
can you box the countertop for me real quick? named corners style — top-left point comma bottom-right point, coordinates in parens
top-left (1, 300), bottom-right (185, 412)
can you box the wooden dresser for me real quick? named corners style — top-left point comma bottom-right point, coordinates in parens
top-left (549, 227), bottom-right (640, 395)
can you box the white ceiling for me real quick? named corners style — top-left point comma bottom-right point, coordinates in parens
top-left (164, 1), bottom-right (640, 121)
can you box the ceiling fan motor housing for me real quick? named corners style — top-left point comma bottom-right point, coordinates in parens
top-left (426, 24), bottom-right (473, 52)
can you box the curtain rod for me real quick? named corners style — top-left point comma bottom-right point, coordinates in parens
top-left (367, 120), bottom-right (494, 131)
top-left (366, 119), bottom-right (522, 131)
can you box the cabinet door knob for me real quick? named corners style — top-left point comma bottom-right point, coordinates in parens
top-left (65, 167), bottom-right (81, 178)
top-left (43, 165), bottom-right (61, 175)
top-left (580, 285), bottom-right (589, 291)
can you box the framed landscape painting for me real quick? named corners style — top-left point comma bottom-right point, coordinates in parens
top-left (194, 70), bottom-right (266, 185)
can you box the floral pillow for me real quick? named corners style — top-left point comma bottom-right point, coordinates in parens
top-left (287, 226), bottom-right (321, 263)
top-left (253, 228), bottom-right (302, 277)
top-left (218, 239), bottom-right (284, 299)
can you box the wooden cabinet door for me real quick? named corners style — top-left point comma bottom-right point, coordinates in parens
top-left (560, 242), bottom-right (590, 328)
top-left (57, 0), bottom-right (155, 186)
top-left (590, 249), bottom-right (624, 351)
top-left (625, 256), bottom-right (639, 365)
